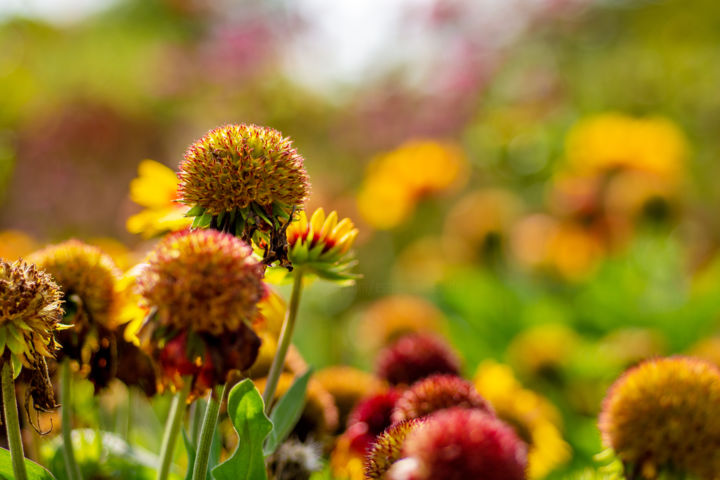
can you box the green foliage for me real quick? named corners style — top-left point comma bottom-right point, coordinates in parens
top-left (211, 380), bottom-right (272, 480)
top-left (0, 447), bottom-right (55, 480)
top-left (264, 368), bottom-right (312, 456)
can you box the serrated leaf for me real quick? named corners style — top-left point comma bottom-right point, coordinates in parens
top-left (0, 446), bottom-right (56, 480)
top-left (263, 368), bottom-right (312, 456)
top-left (211, 380), bottom-right (272, 480)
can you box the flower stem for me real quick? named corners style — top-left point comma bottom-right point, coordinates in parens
top-left (156, 378), bottom-right (192, 480)
top-left (262, 267), bottom-right (305, 412)
top-left (2, 359), bottom-right (27, 480)
top-left (61, 359), bottom-right (83, 480)
top-left (191, 383), bottom-right (227, 480)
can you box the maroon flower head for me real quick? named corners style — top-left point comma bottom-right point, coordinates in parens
top-left (345, 390), bottom-right (402, 455)
top-left (392, 374), bottom-right (494, 423)
top-left (375, 333), bottom-right (461, 386)
top-left (390, 408), bottom-right (528, 480)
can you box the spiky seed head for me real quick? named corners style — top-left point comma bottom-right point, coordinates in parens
top-left (599, 356), bottom-right (720, 479)
top-left (345, 389), bottom-right (402, 455)
top-left (28, 239), bottom-right (119, 329)
top-left (376, 333), bottom-right (461, 386)
top-left (365, 419), bottom-right (422, 479)
top-left (178, 124), bottom-right (309, 216)
top-left (137, 229), bottom-right (264, 335)
top-left (392, 374), bottom-right (493, 423)
top-left (392, 408), bottom-right (528, 480)
top-left (0, 259), bottom-right (64, 373)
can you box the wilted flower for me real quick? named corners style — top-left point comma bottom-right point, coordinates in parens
top-left (285, 207), bottom-right (358, 280)
top-left (599, 356), bottom-right (720, 479)
top-left (28, 240), bottom-right (122, 389)
top-left (0, 259), bottom-right (64, 373)
top-left (365, 419), bottom-right (422, 480)
top-left (137, 230), bottom-right (264, 397)
top-left (475, 360), bottom-right (571, 479)
top-left (376, 333), bottom-right (461, 386)
top-left (178, 124), bottom-right (310, 265)
top-left (126, 159), bottom-right (192, 238)
top-left (389, 408), bottom-right (528, 480)
top-left (357, 140), bottom-right (467, 229)
top-left (392, 374), bottom-right (493, 423)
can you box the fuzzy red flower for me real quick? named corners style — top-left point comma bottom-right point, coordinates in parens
top-left (376, 333), bottom-right (461, 386)
top-left (345, 390), bottom-right (402, 455)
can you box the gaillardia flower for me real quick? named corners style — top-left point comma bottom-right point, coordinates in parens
top-left (28, 240), bottom-right (122, 389)
top-left (376, 333), bottom-right (461, 386)
top-left (388, 408), bottom-right (528, 480)
top-left (137, 229), bottom-right (264, 397)
top-left (391, 374), bottom-right (493, 423)
top-left (126, 159), bottom-right (192, 238)
top-left (0, 259), bottom-right (64, 373)
top-left (599, 356), bottom-right (720, 479)
top-left (365, 419), bottom-right (422, 480)
top-left (346, 390), bottom-right (402, 455)
top-left (285, 208), bottom-right (358, 280)
top-left (475, 360), bottom-right (571, 479)
top-left (178, 124), bottom-right (310, 266)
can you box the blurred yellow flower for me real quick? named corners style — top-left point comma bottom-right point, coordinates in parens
top-left (126, 159), bottom-right (191, 238)
top-left (508, 323), bottom-right (581, 379)
top-left (358, 295), bottom-right (446, 351)
top-left (474, 360), bottom-right (571, 479)
top-left (329, 433), bottom-right (365, 480)
top-left (0, 230), bottom-right (37, 260)
top-left (315, 366), bottom-right (385, 432)
top-left (565, 113), bottom-right (688, 180)
top-left (357, 140), bottom-right (468, 229)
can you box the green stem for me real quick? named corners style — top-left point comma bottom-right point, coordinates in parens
top-left (61, 360), bottom-right (83, 480)
top-left (2, 359), bottom-right (27, 480)
top-left (189, 399), bottom-right (204, 444)
top-left (262, 267), bottom-right (305, 412)
top-left (191, 384), bottom-right (226, 480)
top-left (156, 379), bottom-right (192, 480)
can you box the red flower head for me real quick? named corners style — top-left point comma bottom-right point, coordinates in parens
top-left (392, 374), bottom-right (494, 423)
top-left (376, 333), bottom-right (461, 386)
top-left (389, 408), bottom-right (528, 480)
top-left (345, 390), bottom-right (402, 455)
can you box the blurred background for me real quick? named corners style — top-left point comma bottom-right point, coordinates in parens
top-left (2, 0), bottom-right (720, 477)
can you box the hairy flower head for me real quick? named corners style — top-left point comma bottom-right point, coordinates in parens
top-left (137, 229), bottom-right (264, 335)
top-left (0, 259), bottom-right (64, 373)
top-left (365, 419), bottom-right (422, 480)
top-left (475, 360), bottom-right (570, 479)
top-left (390, 408), bottom-right (528, 480)
top-left (346, 389), bottom-right (402, 455)
top-left (285, 208), bottom-right (358, 281)
top-left (376, 333), bottom-right (461, 386)
top-left (392, 374), bottom-right (493, 423)
top-left (28, 240), bottom-right (120, 330)
top-left (599, 356), bottom-right (720, 479)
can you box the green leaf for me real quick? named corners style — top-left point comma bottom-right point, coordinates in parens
top-left (263, 369), bottom-right (312, 457)
top-left (211, 380), bottom-right (272, 480)
top-left (185, 205), bottom-right (205, 217)
top-left (192, 212), bottom-right (213, 229)
top-left (0, 446), bottom-right (56, 480)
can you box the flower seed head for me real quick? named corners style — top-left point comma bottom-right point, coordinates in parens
top-left (138, 229), bottom-right (264, 335)
top-left (0, 259), bottom-right (64, 371)
top-left (376, 333), bottom-right (461, 386)
top-left (365, 419), bottom-right (422, 480)
top-left (599, 356), bottom-right (720, 479)
top-left (392, 374), bottom-right (493, 423)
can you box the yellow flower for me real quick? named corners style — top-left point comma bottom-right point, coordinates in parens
top-left (508, 323), bottom-right (580, 379)
top-left (474, 360), bottom-right (571, 479)
top-left (126, 159), bottom-right (192, 238)
top-left (329, 433), bottom-right (365, 480)
top-left (599, 356), bottom-right (720, 479)
top-left (357, 140), bottom-right (467, 229)
top-left (0, 259), bottom-right (64, 374)
top-left (286, 207), bottom-right (359, 281)
top-left (688, 336), bottom-right (720, 369)
top-left (565, 113), bottom-right (688, 180)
